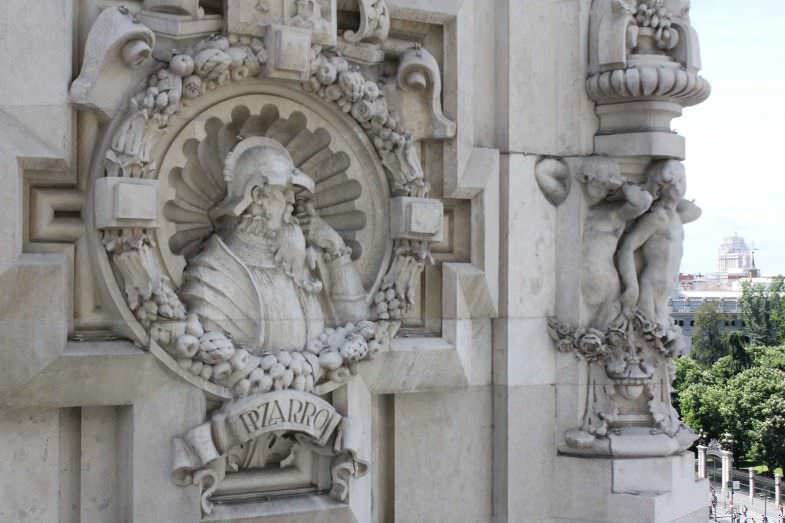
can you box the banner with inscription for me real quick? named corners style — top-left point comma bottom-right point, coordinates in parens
top-left (172, 390), bottom-right (343, 483)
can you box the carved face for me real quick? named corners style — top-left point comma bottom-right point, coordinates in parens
top-left (295, 0), bottom-right (316, 17)
top-left (585, 174), bottom-right (623, 202)
top-left (248, 185), bottom-right (294, 231)
top-left (580, 158), bottom-right (624, 203)
top-left (663, 163), bottom-right (686, 200)
top-left (650, 160), bottom-right (686, 202)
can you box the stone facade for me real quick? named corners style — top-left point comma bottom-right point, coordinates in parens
top-left (0, 1), bottom-right (709, 522)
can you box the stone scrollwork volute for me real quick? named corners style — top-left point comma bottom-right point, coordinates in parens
top-left (342, 0), bottom-right (390, 45)
top-left (548, 157), bottom-right (702, 458)
top-left (73, 0), bottom-right (454, 513)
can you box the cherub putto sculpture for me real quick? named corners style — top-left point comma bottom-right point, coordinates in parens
top-left (548, 157), bottom-right (701, 458)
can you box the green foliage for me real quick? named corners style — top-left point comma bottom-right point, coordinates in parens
top-left (674, 343), bottom-right (785, 469)
top-left (708, 354), bottom-right (745, 383)
top-left (757, 395), bottom-right (785, 470)
top-left (690, 302), bottom-right (729, 365)
top-left (740, 277), bottom-right (785, 345)
top-left (749, 345), bottom-right (785, 371)
top-left (673, 277), bottom-right (785, 469)
top-left (723, 367), bottom-right (785, 464)
top-left (673, 357), bottom-right (703, 392)
top-left (678, 381), bottom-right (727, 438)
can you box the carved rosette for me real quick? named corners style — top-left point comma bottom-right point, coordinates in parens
top-left (73, 1), bottom-right (455, 514)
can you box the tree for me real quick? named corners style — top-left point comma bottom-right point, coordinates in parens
top-left (678, 381), bottom-right (728, 439)
top-left (749, 345), bottom-right (785, 372)
top-left (757, 396), bottom-right (785, 469)
top-left (691, 302), bottom-right (728, 365)
top-left (724, 331), bottom-right (752, 368)
top-left (740, 277), bottom-right (785, 346)
top-left (724, 366), bottom-right (785, 466)
top-left (674, 342), bottom-right (785, 468)
top-left (673, 357), bottom-right (704, 412)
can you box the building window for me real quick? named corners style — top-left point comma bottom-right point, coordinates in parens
top-left (690, 320), bottom-right (695, 327)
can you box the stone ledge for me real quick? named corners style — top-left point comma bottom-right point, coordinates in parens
top-left (203, 493), bottom-right (353, 523)
top-left (553, 453), bottom-right (710, 523)
top-left (0, 340), bottom-right (170, 408)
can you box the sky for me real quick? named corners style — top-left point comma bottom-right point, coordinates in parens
top-left (678, 1), bottom-right (785, 275)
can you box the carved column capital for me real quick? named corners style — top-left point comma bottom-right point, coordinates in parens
top-left (587, 0), bottom-right (710, 159)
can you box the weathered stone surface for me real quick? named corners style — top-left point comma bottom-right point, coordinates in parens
top-left (395, 387), bottom-right (493, 523)
top-left (0, 0), bottom-right (711, 521)
top-left (0, 408), bottom-right (61, 523)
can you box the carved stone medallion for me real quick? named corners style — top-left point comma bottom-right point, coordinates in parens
top-left (73, 0), bottom-right (456, 514)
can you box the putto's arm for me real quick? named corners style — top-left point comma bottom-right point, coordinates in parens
top-left (677, 198), bottom-right (702, 224)
top-left (617, 183), bottom-right (654, 221)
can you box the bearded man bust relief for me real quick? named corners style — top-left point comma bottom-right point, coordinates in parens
top-left (180, 136), bottom-right (367, 355)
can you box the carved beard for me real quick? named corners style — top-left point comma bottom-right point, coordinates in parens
top-left (234, 212), bottom-right (278, 240)
top-left (232, 213), bottom-right (315, 284)
top-left (276, 222), bottom-right (307, 277)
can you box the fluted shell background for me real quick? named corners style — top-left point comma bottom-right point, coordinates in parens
top-left (164, 104), bottom-right (366, 261)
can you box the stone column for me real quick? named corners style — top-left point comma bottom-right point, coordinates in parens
top-left (697, 445), bottom-right (707, 479)
top-left (749, 469), bottom-right (756, 502)
top-left (775, 471), bottom-right (781, 508)
top-left (539, 0), bottom-right (711, 520)
top-left (721, 450), bottom-right (733, 498)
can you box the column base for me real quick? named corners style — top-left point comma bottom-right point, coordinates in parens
top-left (559, 426), bottom-right (697, 459)
top-left (554, 452), bottom-right (709, 523)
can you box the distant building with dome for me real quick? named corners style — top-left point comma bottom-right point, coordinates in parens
top-left (717, 234), bottom-right (759, 276)
top-left (670, 234), bottom-right (772, 348)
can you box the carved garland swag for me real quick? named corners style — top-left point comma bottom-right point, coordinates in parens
top-left (102, 30), bottom-right (431, 401)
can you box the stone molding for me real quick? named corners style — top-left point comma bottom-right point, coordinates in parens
top-left (56, 0), bottom-right (499, 517)
top-left (587, 0), bottom-right (710, 158)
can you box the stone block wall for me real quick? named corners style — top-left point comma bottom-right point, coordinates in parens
top-left (0, 1), bottom-right (709, 522)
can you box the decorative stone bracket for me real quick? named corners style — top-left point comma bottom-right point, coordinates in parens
top-left (588, 0), bottom-right (710, 159)
top-left (390, 197), bottom-right (444, 242)
top-left (546, 155), bottom-right (702, 458)
top-left (69, 6), bottom-right (156, 120)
